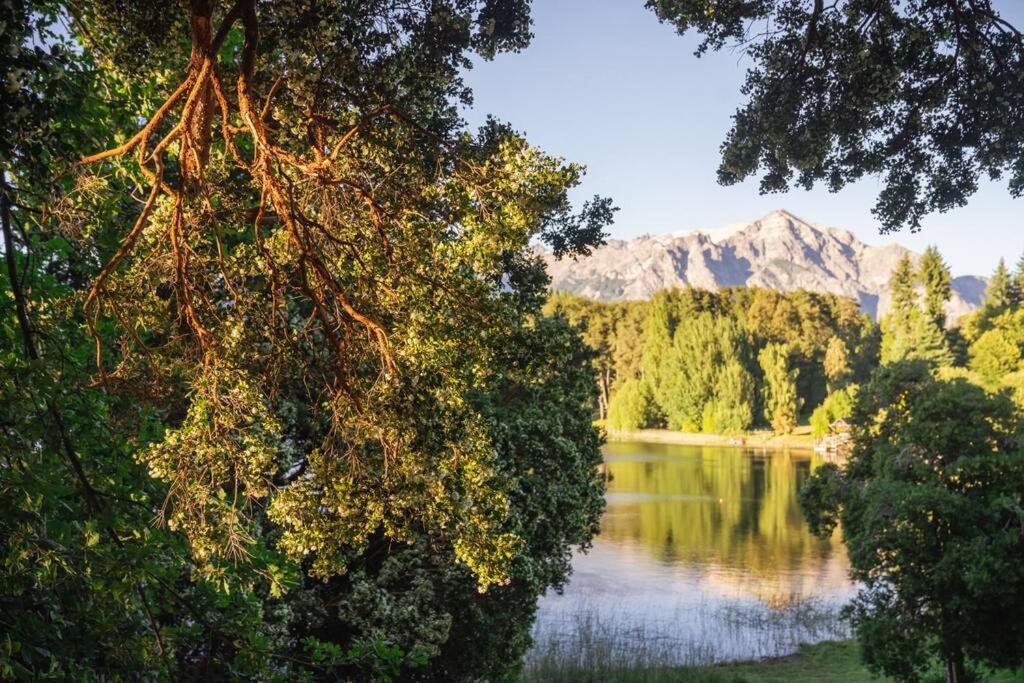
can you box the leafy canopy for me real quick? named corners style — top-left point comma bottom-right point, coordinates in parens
top-left (647, 0), bottom-right (1024, 232)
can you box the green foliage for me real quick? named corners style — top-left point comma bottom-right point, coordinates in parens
top-left (607, 378), bottom-right (659, 432)
top-left (700, 359), bottom-right (756, 435)
top-left (809, 385), bottom-right (857, 439)
top-left (986, 259), bottom-right (1014, 312)
top-left (758, 343), bottom-right (801, 434)
top-left (969, 328), bottom-right (1023, 385)
top-left (881, 254), bottom-right (954, 369)
top-left (800, 362), bottom-right (1024, 682)
top-left (647, 0), bottom-right (1024, 232)
top-left (890, 254), bottom-right (919, 319)
top-left (2, 0), bottom-right (609, 678)
top-left (659, 313), bottom-right (751, 432)
top-left (574, 285), bottom-right (879, 436)
top-left (918, 246), bottom-right (952, 330)
top-left (823, 336), bottom-right (852, 392)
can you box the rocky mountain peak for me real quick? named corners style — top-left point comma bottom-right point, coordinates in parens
top-left (542, 210), bottom-right (986, 323)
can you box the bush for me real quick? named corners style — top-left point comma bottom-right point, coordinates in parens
top-left (809, 385), bottom-right (858, 438)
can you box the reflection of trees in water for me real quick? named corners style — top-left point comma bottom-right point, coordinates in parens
top-left (601, 446), bottom-right (848, 599)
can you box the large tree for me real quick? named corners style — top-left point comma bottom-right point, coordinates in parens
top-left (800, 361), bottom-right (1024, 683)
top-left (647, 0), bottom-right (1024, 232)
top-left (2, 0), bottom-right (613, 677)
top-left (758, 342), bottom-right (801, 434)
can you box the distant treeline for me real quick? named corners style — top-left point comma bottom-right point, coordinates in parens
top-left (546, 247), bottom-right (1024, 437)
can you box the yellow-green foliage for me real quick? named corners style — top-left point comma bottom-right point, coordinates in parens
top-left (809, 385), bottom-right (857, 439)
top-left (606, 378), bottom-right (659, 432)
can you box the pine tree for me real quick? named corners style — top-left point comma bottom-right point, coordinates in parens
top-left (1012, 253), bottom-right (1024, 307)
top-left (881, 254), bottom-right (919, 365)
top-left (985, 258), bottom-right (1013, 311)
top-left (889, 254), bottom-right (918, 319)
top-left (917, 245), bottom-right (951, 329)
top-left (908, 314), bottom-right (955, 368)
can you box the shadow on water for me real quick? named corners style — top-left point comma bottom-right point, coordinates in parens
top-left (526, 443), bottom-right (854, 674)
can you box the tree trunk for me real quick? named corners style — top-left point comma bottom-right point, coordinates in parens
top-left (945, 647), bottom-right (967, 683)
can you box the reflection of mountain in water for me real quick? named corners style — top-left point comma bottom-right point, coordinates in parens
top-left (599, 443), bottom-right (850, 604)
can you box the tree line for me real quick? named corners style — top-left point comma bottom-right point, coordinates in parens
top-left (549, 247), bottom-right (1024, 438)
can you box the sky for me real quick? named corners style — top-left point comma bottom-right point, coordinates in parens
top-left (460, 0), bottom-right (1023, 278)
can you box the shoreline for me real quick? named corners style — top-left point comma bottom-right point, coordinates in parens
top-left (602, 425), bottom-right (817, 451)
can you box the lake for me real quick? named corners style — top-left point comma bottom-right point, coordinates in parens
top-left (528, 442), bottom-right (855, 668)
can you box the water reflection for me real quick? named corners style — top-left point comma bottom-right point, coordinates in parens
top-left (530, 443), bottom-right (854, 664)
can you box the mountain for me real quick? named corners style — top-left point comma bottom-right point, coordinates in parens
top-left (541, 209), bottom-right (987, 323)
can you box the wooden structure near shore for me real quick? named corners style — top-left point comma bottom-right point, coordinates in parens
top-left (814, 418), bottom-right (852, 461)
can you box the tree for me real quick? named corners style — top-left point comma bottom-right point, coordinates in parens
top-left (969, 328), bottom-right (1023, 384)
top-left (640, 289), bottom-right (684, 400)
top-left (881, 254), bottom-right (953, 368)
top-left (2, 0), bottom-right (613, 677)
top-left (918, 245), bottom-right (952, 329)
top-left (544, 293), bottom-right (622, 419)
top-left (1012, 253), bottom-right (1024, 306)
top-left (301, 314), bottom-right (607, 681)
top-left (758, 343), bottom-right (801, 434)
top-left (648, 0), bottom-right (1024, 232)
top-left (607, 377), bottom-right (659, 432)
top-left (800, 362), bottom-right (1024, 682)
top-left (890, 254), bottom-right (919, 318)
top-left (701, 358), bottom-right (755, 434)
top-left (610, 300), bottom-right (649, 387)
top-left (823, 335), bottom-right (852, 392)
top-left (659, 313), bottom-right (753, 432)
top-left (985, 258), bottom-right (1014, 312)
top-left (809, 385), bottom-right (857, 439)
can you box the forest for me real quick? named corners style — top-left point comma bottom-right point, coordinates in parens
top-left (550, 250), bottom-right (1024, 440)
top-left (3, 1), bottom-right (1024, 682)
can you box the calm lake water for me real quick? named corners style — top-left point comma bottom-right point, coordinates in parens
top-left (529, 442), bottom-right (855, 666)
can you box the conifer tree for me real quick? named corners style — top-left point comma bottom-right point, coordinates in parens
top-left (1013, 254), bottom-right (1024, 307)
top-left (986, 259), bottom-right (1013, 311)
top-left (890, 254), bottom-right (918, 318)
top-left (917, 246), bottom-right (951, 329)
top-left (881, 255), bottom-right (919, 365)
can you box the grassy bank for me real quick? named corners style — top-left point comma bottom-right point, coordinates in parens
top-left (602, 424), bottom-right (816, 450)
top-left (523, 639), bottom-right (1024, 682)
top-left (521, 640), bottom-right (871, 683)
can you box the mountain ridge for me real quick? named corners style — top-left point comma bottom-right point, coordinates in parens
top-left (542, 209), bottom-right (986, 323)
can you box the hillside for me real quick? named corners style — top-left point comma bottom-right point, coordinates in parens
top-left (542, 210), bottom-right (986, 322)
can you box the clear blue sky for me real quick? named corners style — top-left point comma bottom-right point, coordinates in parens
top-left (461, 0), bottom-right (1023, 277)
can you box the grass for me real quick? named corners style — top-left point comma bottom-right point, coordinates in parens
top-left (523, 597), bottom-right (850, 682)
top-left (521, 640), bottom-right (872, 682)
top-left (523, 639), bottom-right (1024, 683)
